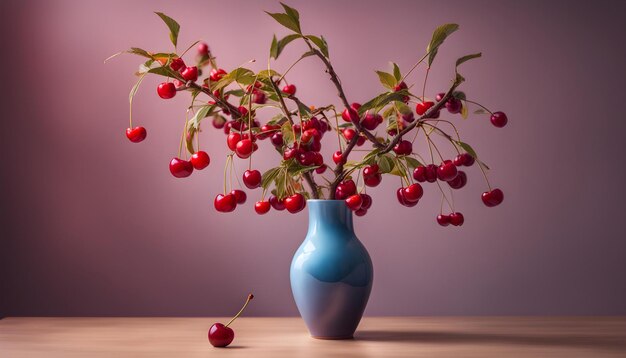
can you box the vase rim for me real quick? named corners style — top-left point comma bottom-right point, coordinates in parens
top-left (306, 199), bottom-right (345, 202)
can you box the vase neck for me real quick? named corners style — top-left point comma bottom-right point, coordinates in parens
top-left (307, 200), bottom-right (354, 233)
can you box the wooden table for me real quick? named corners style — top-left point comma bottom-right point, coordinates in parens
top-left (1, 317), bottom-right (625, 357)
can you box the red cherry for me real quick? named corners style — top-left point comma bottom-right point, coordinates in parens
top-left (396, 188), bottom-right (417, 207)
top-left (425, 164), bottom-right (438, 183)
top-left (235, 139), bottom-right (254, 159)
top-left (252, 91), bottom-right (266, 104)
top-left (481, 188), bottom-right (504, 207)
top-left (413, 166), bottom-right (427, 182)
top-left (393, 140), bottom-right (413, 156)
top-left (169, 158), bottom-right (193, 178)
top-left (269, 196), bottom-right (285, 211)
top-left (191, 151), bottom-right (210, 170)
top-left (415, 101), bottom-right (434, 115)
top-left (363, 164), bottom-right (379, 177)
top-left (436, 214), bottom-right (450, 227)
top-left (345, 194), bottom-right (363, 211)
top-left (332, 150), bottom-right (345, 165)
top-left (447, 171), bottom-right (467, 189)
top-left (212, 116), bottom-right (226, 129)
top-left (342, 128), bottom-right (356, 141)
top-left (270, 132), bottom-right (284, 147)
top-left (197, 42), bottom-right (209, 56)
top-left (231, 189), bottom-right (247, 204)
top-left (335, 180), bottom-right (356, 200)
top-left (364, 173), bottom-right (382, 187)
top-left (361, 114), bottom-right (380, 130)
top-left (298, 151), bottom-right (316, 166)
top-left (454, 153), bottom-right (475, 167)
top-left (445, 98), bottom-right (462, 114)
top-left (437, 162), bottom-right (458, 181)
top-left (181, 66), bottom-right (199, 82)
top-left (360, 193), bottom-right (372, 209)
top-left (157, 82), bottom-right (176, 99)
top-left (243, 169), bottom-right (261, 189)
top-left (341, 103), bottom-right (361, 123)
top-left (170, 58), bottom-right (185, 72)
top-left (403, 183), bottom-right (424, 202)
top-left (254, 201), bottom-right (271, 214)
top-left (393, 81), bottom-right (408, 91)
top-left (208, 293), bottom-right (253, 347)
top-left (315, 164), bottom-right (327, 174)
top-left (449, 212), bottom-right (464, 226)
top-left (284, 193), bottom-right (305, 213)
top-left (490, 111), bottom-right (508, 128)
top-left (227, 133), bottom-right (241, 151)
top-left (354, 208), bottom-right (368, 217)
top-left (402, 112), bottom-right (415, 123)
top-left (214, 193), bottom-right (237, 212)
top-left (210, 68), bottom-right (227, 82)
top-left (435, 93), bottom-right (445, 102)
top-left (208, 323), bottom-right (234, 347)
top-left (282, 84), bottom-right (296, 95)
top-left (126, 126), bottom-right (147, 143)
top-left (283, 147), bottom-right (299, 160)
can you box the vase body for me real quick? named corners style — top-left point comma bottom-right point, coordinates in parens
top-left (290, 200), bottom-right (373, 339)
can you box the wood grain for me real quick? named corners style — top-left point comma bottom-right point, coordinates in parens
top-left (1, 317), bottom-right (625, 357)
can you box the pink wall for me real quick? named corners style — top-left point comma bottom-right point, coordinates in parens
top-left (2, 0), bottom-right (626, 316)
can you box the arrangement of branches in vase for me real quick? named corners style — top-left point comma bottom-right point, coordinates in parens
top-left (109, 3), bottom-right (508, 226)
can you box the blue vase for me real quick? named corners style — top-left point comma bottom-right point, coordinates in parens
top-left (290, 200), bottom-right (373, 339)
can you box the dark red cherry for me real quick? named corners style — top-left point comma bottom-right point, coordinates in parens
top-left (332, 150), bottom-right (345, 165)
top-left (393, 140), bottom-right (413, 156)
top-left (363, 173), bottom-right (382, 187)
top-left (335, 180), bottom-right (356, 200)
top-left (445, 97), bottom-right (462, 114)
top-left (254, 201), bottom-right (271, 214)
top-left (243, 169), bottom-right (261, 189)
top-left (435, 92), bottom-right (445, 102)
top-left (208, 322), bottom-right (234, 347)
top-left (282, 84), bottom-right (296, 95)
top-left (481, 188), bottom-right (504, 207)
top-left (403, 183), bottom-right (424, 202)
top-left (402, 112), bottom-right (415, 123)
top-left (270, 132), bottom-right (284, 147)
top-left (126, 126), bottom-right (147, 143)
top-left (413, 166), bottom-right (427, 182)
top-left (230, 189), bottom-right (247, 204)
top-left (181, 66), bottom-right (199, 82)
top-left (354, 207), bottom-right (368, 217)
top-left (157, 82), bottom-right (176, 99)
top-left (341, 103), bottom-right (361, 123)
top-left (490, 111), bottom-right (508, 128)
top-left (363, 164), bottom-right (379, 177)
top-left (284, 193), bottom-right (305, 213)
top-left (315, 164), bottom-right (327, 174)
top-left (425, 164), bottom-right (438, 183)
top-left (191, 151), bottom-right (210, 170)
top-left (360, 193), bottom-right (372, 209)
top-left (361, 114), bottom-right (379, 130)
top-left (212, 116), bottom-right (226, 129)
top-left (396, 188), bottom-right (418, 207)
top-left (449, 212), bottom-right (464, 226)
top-left (214, 193), bottom-right (237, 212)
top-left (453, 153), bottom-right (475, 167)
top-left (437, 162), bottom-right (458, 181)
top-left (169, 158), bottom-right (193, 178)
top-left (252, 91), bottom-right (266, 104)
top-left (269, 196), bottom-right (285, 211)
top-left (447, 171), bottom-right (467, 189)
top-left (345, 194), bottom-right (363, 211)
top-left (437, 214), bottom-right (450, 226)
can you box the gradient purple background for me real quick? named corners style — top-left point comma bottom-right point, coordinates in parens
top-left (1, 0), bottom-right (625, 317)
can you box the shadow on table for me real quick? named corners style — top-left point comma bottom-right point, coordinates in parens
top-left (355, 330), bottom-right (626, 351)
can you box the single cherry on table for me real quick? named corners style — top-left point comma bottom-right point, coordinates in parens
top-left (208, 293), bottom-right (254, 348)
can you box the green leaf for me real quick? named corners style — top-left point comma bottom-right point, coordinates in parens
top-left (287, 162), bottom-right (318, 176)
top-left (362, 148), bottom-right (381, 165)
top-left (306, 35), bottom-right (329, 57)
top-left (261, 167), bottom-right (282, 189)
top-left (225, 89), bottom-right (246, 97)
top-left (426, 23), bottom-right (459, 66)
top-left (271, 34), bottom-right (301, 59)
top-left (129, 47), bottom-right (152, 58)
top-left (452, 91), bottom-right (466, 101)
top-left (405, 156), bottom-right (423, 169)
top-left (455, 53), bottom-right (481, 68)
top-left (281, 121), bottom-right (294, 145)
top-left (474, 108), bottom-right (488, 115)
top-left (461, 101), bottom-right (468, 119)
top-left (280, 2), bottom-right (300, 21)
top-left (375, 71), bottom-right (397, 89)
top-left (296, 101), bottom-right (311, 117)
top-left (191, 105), bottom-right (213, 129)
top-left (154, 12), bottom-right (180, 48)
top-left (392, 63), bottom-right (401, 81)
top-left (265, 12), bottom-right (301, 33)
top-left (377, 154), bottom-right (395, 173)
top-left (358, 90), bottom-right (409, 116)
top-left (213, 68), bottom-right (255, 91)
top-left (455, 141), bottom-right (478, 160)
top-left (395, 102), bottom-right (412, 116)
top-left (147, 66), bottom-right (179, 78)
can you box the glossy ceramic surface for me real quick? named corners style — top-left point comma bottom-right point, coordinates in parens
top-left (290, 200), bottom-right (373, 339)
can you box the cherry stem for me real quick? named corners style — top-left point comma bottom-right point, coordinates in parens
top-left (477, 160), bottom-right (492, 191)
top-left (464, 99), bottom-right (493, 115)
top-left (179, 40), bottom-right (200, 58)
top-left (224, 293), bottom-right (254, 328)
top-left (435, 179), bottom-right (454, 212)
top-left (401, 52), bottom-right (429, 82)
top-left (422, 67), bottom-right (430, 101)
top-left (223, 155), bottom-right (231, 195)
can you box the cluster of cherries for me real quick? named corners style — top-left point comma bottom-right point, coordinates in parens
top-left (125, 41), bottom-right (508, 225)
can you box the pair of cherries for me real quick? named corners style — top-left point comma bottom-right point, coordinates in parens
top-left (345, 193), bottom-right (373, 217)
top-left (259, 193), bottom-right (306, 214)
top-left (214, 190), bottom-right (247, 212)
top-left (396, 183), bottom-right (424, 207)
top-left (169, 152), bottom-right (210, 178)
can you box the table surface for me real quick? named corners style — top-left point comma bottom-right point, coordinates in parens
top-left (1, 317), bottom-right (625, 357)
